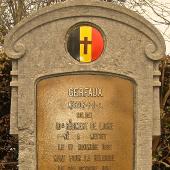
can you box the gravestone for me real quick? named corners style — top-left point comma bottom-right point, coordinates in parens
top-left (4, 0), bottom-right (166, 170)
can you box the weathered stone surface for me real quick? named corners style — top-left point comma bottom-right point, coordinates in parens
top-left (4, 0), bottom-right (166, 169)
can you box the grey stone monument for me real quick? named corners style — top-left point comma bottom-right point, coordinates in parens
top-left (4, 0), bottom-right (166, 169)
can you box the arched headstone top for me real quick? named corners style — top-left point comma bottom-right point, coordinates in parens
top-left (4, 1), bottom-right (166, 169)
top-left (5, 0), bottom-right (165, 60)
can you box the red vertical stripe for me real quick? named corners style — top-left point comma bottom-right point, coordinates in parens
top-left (92, 28), bottom-right (104, 61)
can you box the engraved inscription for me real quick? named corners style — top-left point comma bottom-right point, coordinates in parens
top-left (68, 88), bottom-right (103, 97)
top-left (37, 74), bottom-right (134, 170)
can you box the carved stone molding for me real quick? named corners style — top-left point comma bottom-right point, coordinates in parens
top-left (5, 43), bottom-right (26, 60)
top-left (4, 0), bottom-right (165, 61)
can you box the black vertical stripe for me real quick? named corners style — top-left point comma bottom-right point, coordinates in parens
top-left (67, 28), bottom-right (80, 61)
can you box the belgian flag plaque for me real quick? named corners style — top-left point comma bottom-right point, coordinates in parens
top-left (67, 25), bottom-right (104, 63)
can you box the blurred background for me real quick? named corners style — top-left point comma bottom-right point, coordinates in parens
top-left (0, 0), bottom-right (170, 169)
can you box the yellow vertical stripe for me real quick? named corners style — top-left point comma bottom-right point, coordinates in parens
top-left (80, 26), bottom-right (92, 62)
